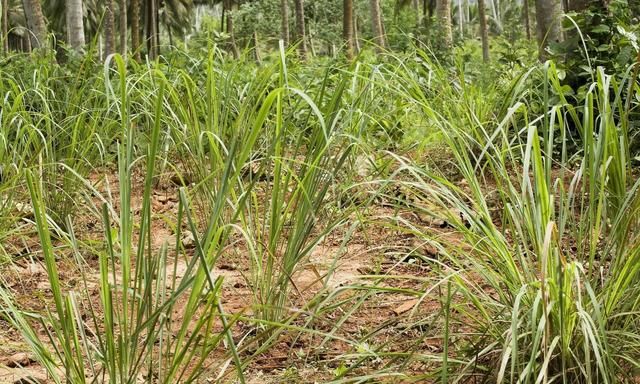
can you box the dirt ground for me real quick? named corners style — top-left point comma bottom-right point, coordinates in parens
top-left (0, 165), bottom-right (465, 384)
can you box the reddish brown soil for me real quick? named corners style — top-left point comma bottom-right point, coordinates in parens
top-left (0, 166), bottom-right (468, 384)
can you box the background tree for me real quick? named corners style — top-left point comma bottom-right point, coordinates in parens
top-left (478, 0), bottom-right (489, 62)
top-left (22, 0), bottom-right (47, 49)
top-left (370, 0), bottom-right (385, 52)
top-left (343, 0), bottom-right (353, 59)
top-left (65, 0), bottom-right (84, 51)
top-left (436, 0), bottom-right (452, 47)
top-left (225, 0), bottom-right (239, 58)
top-left (535, 0), bottom-right (563, 60)
top-left (2, 0), bottom-right (8, 53)
top-left (281, 0), bottom-right (289, 46)
top-left (103, 0), bottom-right (116, 57)
top-left (119, 0), bottom-right (126, 54)
top-left (145, 0), bottom-right (159, 58)
top-left (294, 0), bottom-right (307, 59)
top-left (523, 0), bottom-right (531, 39)
top-left (132, 0), bottom-right (141, 59)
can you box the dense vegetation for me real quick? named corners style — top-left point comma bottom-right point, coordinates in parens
top-left (2, 0), bottom-right (640, 383)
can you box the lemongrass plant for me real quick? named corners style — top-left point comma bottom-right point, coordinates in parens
top-left (0, 52), bottom-right (292, 383)
top-left (382, 52), bottom-right (640, 382)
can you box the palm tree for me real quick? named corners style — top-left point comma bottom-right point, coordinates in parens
top-left (343, 0), bottom-right (353, 59)
top-left (523, 0), bottom-right (531, 39)
top-left (353, 11), bottom-right (360, 52)
top-left (44, 0), bottom-right (100, 46)
top-left (534, 0), bottom-right (562, 60)
top-left (478, 0), bottom-right (489, 62)
top-left (104, 0), bottom-right (116, 57)
top-left (281, 0), bottom-right (289, 46)
top-left (145, 0), bottom-right (158, 58)
top-left (66, 0), bottom-right (85, 51)
top-left (132, 0), bottom-right (141, 59)
top-left (294, 0), bottom-right (306, 59)
top-left (22, 0), bottom-right (47, 49)
top-left (161, 0), bottom-right (194, 48)
top-left (487, 0), bottom-right (502, 33)
top-left (224, 0), bottom-right (239, 58)
top-left (436, 0), bottom-right (452, 47)
top-left (3, 0), bottom-right (28, 51)
top-left (119, 0), bottom-right (127, 54)
top-left (370, 0), bottom-right (385, 52)
top-left (2, 0), bottom-right (8, 53)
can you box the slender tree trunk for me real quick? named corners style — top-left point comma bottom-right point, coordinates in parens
top-left (343, 0), bottom-right (354, 59)
top-left (132, 0), bottom-right (141, 60)
top-left (225, 0), bottom-right (239, 58)
top-left (146, 0), bottom-right (158, 58)
top-left (308, 26), bottom-right (316, 57)
top-left (523, 0), bottom-right (531, 40)
top-left (436, 0), bottom-right (452, 47)
top-left (104, 0), bottom-right (116, 58)
top-left (119, 0), bottom-right (127, 55)
top-left (478, 0), bottom-right (489, 62)
top-left (221, 3), bottom-right (225, 33)
top-left (253, 30), bottom-right (261, 64)
top-left (154, 0), bottom-right (160, 55)
top-left (195, 6), bottom-right (202, 31)
top-left (488, 0), bottom-right (502, 32)
top-left (413, 0), bottom-right (423, 27)
top-left (145, 0), bottom-right (151, 56)
top-left (353, 14), bottom-right (360, 53)
top-left (294, 0), bottom-right (307, 60)
top-left (370, 0), bottom-right (385, 52)
top-left (66, 0), bottom-right (85, 51)
top-left (2, 0), bottom-right (9, 53)
top-left (465, 0), bottom-right (470, 33)
top-left (22, 0), bottom-right (47, 49)
top-left (535, 0), bottom-right (563, 61)
top-left (457, 0), bottom-right (463, 36)
top-left (281, 0), bottom-right (289, 46)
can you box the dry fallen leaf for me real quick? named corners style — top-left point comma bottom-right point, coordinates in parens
top-left (393, 299), bottom-right (419, 316)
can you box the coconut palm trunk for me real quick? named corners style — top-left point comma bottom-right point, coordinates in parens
top-left (488, 0), bottom-right (502, 32)
top-left (119, 0), bottom-right (127, 55)
top-left (253, 30), bottom-right (261, 64)
top-left (22, 0), bottom-right (47, 49)
top-left (478, 0), bottom-right (489, 62)
top-left (534, 0), bottom-right (563, 60)
top-left (457, 0), bottom-right (463, 35)
top-left (104, 0), bottom-right (116, 57)
top-left (370, 0), bottom-right (386, 52)
top-left (281, 0), bottom-right (289, 46)
top-left (343, 0), bottom-right (354, 59)
top-left (523, 0), bottom-right (531, 39)
top-left (353, 13), bottom-right (360, 53)
top-left (66, 0), bottom-right (85, 52)
top-left (2, 0), bottom-right (8, 53)
top-left (436, 0), bottom-right (452, 47)
top-left (132, 0), bottom-right (141, 59)
top-left (146, 0), bottom-right (158, 58)
top-left (294, 0), bottom-right (307, 60)
top-left (225, 0), bottom-right (239, 58)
